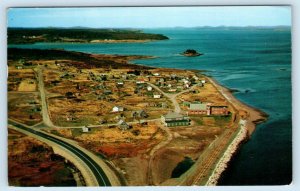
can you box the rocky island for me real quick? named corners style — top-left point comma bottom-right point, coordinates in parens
top-left (182, 49), bottom-right (203, 57)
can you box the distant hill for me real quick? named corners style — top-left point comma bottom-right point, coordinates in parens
top-left (7, 28), bottom-right (169, 44)
top-left (8, 48), bottom-right (153, 70)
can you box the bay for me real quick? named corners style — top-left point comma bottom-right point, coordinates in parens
top-left (9, 27), bottom-right (292, 185)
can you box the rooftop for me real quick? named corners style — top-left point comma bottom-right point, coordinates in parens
top-left (189, 103), bottom-right (207, 110)
top-left (164, 112), bottom-right (184, 119)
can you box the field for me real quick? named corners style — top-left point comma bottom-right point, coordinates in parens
top-left (8, 129), bottom-right (78, 186)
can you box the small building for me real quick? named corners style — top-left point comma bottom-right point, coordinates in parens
top-left (116, 80), bottom-right (124, 86)
top-left (210, 106), bottom-right (229, 115)
top-left (132, 110), bottom-right (148, 118)
top-left (153, 73), bottom-right (160, 76)
top-left (193, 76), bottom-right (199, 81)
top-left (153, 93), bottom-right (162, 99)
top-left (118, 120), bottom-right (130, 130)
top-left (103, 89), bottom-right (112, 95)
top-left (159, 78), bottom-right (165, 82)
top-left (201, 80), bottom-right (206, 84)
top-left (147, 86), bottom-right (153, 91)
top-left (168, 88), bottom-right (177, 92)
top-left (82, 126), bottom-right (91, 133)
top-left (188, 103), bottom-right (211, 115)
top-left (136, 79), bottom-right (146, 84)
top-left (112, 106), bottom-right (124, 112)
top-left (161, 112), bottom-right (190, 127)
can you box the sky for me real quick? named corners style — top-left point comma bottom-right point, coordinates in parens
top-left (7, 6), bottom-right (291, 28)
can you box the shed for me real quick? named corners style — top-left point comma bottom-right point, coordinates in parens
top-left (118, 120), bottom-right (130, 130)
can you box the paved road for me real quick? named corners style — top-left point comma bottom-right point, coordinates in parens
top-left (8, 120), bottom-right (111, 186)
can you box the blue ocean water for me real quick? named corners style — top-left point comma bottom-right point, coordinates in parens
top-left (9, 27), bottom-right (292, 185)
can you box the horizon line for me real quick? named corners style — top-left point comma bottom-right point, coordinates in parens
top-left (8, 25), bottom-right (291, 29)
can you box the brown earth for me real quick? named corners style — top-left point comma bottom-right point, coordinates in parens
top-left (151, 125), bottom-right (224, 185)
top-left (8, 129), bottom-right (76, 186)
top-left (8, 93), bottom-right (42, 126)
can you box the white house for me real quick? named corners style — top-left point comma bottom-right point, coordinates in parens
top-left (112, 106), bottom-right (124, 112)
top-left (153, 73), bottom-right (160, 76)
top-left (193, 76), bottom-right (199, 81)
top-left (182, 79), bottom-right (190, 84)
top-left (82, 126), bottom-right (91, 133)
top-left (201, 80), bottom-right (206, 84)
top-left (153, 93), bottom-right (161, 99)
top-left (116, 81), bottom-right (124, 86)
top-left (168, 88), bottom-right (177, 92)
top-left (147, 86), bottom-right (153, 91)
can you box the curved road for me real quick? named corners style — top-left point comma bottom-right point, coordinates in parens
top-left (8, 119), bottom-right (111, 186)
top-left (147, 82), bottom-right (201, 113)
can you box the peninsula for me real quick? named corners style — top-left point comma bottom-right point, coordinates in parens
top-left (8, 47), bottom-right (267, 186)
top-left (8, 28), bottom-right (169, 44)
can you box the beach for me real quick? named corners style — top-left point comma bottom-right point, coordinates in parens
top-left (203, 77), bottom-right (268, 185)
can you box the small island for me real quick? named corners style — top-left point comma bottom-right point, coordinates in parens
top-left (182, 49), bottom-right (203, 57)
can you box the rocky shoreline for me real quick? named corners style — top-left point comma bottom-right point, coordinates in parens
top-left (204, 77), bottom-right (268, 185)
top-left (205, 120), bottom-right (248, 185)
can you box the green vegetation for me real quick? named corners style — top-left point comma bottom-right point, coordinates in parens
top-left (8, 28), bottom-right (169, 44)
top-left (8, 48), bottom-right (152, 70)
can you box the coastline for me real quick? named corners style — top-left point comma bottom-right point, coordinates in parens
top-left (208, 77), bottom-right (268, 135)
top-left (9, 48), bottom-right (269, 186)
top-left (204, 77), bottom-right (268, 185)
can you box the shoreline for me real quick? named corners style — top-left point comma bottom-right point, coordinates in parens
top-left (8, 39), bottom-right (162, 45)
top-left (9, 48), bottom-right (268, 186)
top-left (204, 77), bottom-right (268, 185)
top-left (208, 77), bottom-right (268, 135)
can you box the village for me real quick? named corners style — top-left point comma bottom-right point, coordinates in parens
top-left (8, 51), bottom-right (235, 186)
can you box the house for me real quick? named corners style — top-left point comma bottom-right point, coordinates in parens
top-left (161, 112), bottom-right (190, 127)
top-left (153, 73), bottom-right (160, 76)
top-left (210, 106), bottom-right (229, 115)
top-left (116, 80), bottom-right (124, 86)
top-left (168, 88), bottom-right (177, 92)
top-left (147, 86), bottom-right (153, 91)
top-left (182, 79), bottom-right (189, 84)
top-left (103, 89), bottom-right (112, 95)
top-left (112, 106), bottom-right (124, 112)
top-left (188, 102), bottom-right (211, 115)
top-left (136, 79), bottom-right (146, 84)
top-left (159, 78), bottom-right (165, 83)
top-left (132, 110), bottom-right (148, 118)
top-left (153, 93), bottom-right (162, 99)
top-left (82, 126), bottom-right (91, 133)
top-left (193, 76), bottom-right (199, 81)
top-left (117, 120), bottom-right (130, 130)
top-left (201, 80), bottom-right (206, 84)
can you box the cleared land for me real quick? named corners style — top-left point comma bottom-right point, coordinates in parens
top-left (7, 48), bottom-right (267, 186)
